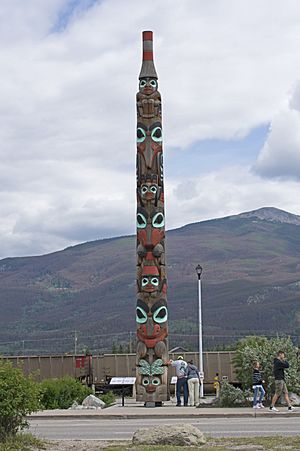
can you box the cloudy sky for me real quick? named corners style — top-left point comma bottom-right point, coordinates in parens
top-left (1, 0), bottom-right (300, 259)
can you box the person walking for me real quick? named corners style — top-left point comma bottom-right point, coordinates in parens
top-left (186, 360), bottom-right (200, 406)
top-left (252, 361), bottom-right (265, 409)
top-left (168, 356), bottom-right (188, 406)
top-left (269, 351), bottom-right (295, 412)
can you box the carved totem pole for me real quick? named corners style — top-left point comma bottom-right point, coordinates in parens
top-left (136, 31), bottom-right (169, 403)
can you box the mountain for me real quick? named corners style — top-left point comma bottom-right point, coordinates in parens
top-left (0, 207), bottom-right (299, 355)
top-left (231, 207), bottom-right (300, 225)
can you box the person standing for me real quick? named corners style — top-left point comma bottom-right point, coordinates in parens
top-left (186, 360), bottom-right (200, 406)
top-left (269, 351), bottom-right (295, 412)
top-left (168, 356), bottom-right (188, 406)
top-left (252, 361), bottom-right (265, 409)
top-left (213, 372), bottom-right (220, 398)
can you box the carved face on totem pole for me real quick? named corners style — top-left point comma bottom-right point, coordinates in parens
top-left (136, 121), bottom-right (164, 187)
top-left (136, 31), bottom-right (169, 403)
top-left (139, 77), bottom-right (158, 95)
top-left (139, 179), bottom-right (161, 206)
top-left (136, 298), bottom-right (168, 349)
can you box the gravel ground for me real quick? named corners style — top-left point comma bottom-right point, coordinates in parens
top-left (35, 440), bottom-right (128, 450)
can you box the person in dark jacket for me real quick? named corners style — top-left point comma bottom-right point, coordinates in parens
top-left (252, 361), bottom-right (265, 409)
top-left (269, 351), bottom-right (295, 412)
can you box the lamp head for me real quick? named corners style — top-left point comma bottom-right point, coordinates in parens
top-left (195, 264), bottom-right (203, 279)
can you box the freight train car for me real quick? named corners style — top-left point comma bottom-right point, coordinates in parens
top-left (0, 354), bottom-right (93, 384)
top-left (1, 351), bottom-right (237, 392)
top-left (92, 352), bottom-right (238, 392)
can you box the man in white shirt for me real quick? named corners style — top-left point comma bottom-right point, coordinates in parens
top-left (168, 356), bottom-right (188, 406)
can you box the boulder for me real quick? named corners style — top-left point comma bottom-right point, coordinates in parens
top-left (279, 392), bottom-right (300, 406)
top-left (132, 424), bottom-right (206, 447)
top-left (82, 394), bottom-right (106, 409)
top-left (289, 392), bottom-right (300, 406)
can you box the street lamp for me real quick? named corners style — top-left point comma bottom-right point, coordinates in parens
top-left (195, 264), bottom-right (204, 397)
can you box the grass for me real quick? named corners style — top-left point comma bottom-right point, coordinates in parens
top-left (0, 433), bottom-right (45, 451)
top-left (1, 435), bottom-right (299, 450)
top-left (104, 436), bottom-right (300, 451)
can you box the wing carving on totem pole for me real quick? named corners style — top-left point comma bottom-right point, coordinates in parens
top-left (136, 31), bottom-right (169, 403)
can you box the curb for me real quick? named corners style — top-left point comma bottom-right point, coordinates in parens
top-left (28, 412), bottom-right (300, 420)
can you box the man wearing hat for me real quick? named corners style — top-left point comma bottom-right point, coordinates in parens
top-left (168, 356), bottom-right (188, 406)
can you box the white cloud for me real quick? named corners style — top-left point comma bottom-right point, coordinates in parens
top-left (166, 166), bottom-right (300, 230)
top-left (1, 0), bottom-right (300, 259)
top-left (255, 84), bottom-right (300, 179)
top-left (0, 158), bottom-right (136, 257)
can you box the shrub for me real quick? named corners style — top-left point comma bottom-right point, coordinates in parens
top-left (0, 362), bottom-right (40, 441)
top-left (233, 336), bottom-right (300, 399)
top-left (100, 391), bottom-right (116, 406)
top-left (39, 377), bottom-right (92, 409)
top-left (218, 381), bottom-right (248, 407)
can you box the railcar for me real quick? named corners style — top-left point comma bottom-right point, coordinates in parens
top-left (1, 351), bottom-right (237, 392)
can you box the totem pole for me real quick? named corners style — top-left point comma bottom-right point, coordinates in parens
top-left (136, 31), bottom-right (169, 403)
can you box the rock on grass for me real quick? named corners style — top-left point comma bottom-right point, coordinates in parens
top-left (132, 424), bottom-right (206, 447)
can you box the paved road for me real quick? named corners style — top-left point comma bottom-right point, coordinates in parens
top-left (29, 416), bottom-right (300, 440)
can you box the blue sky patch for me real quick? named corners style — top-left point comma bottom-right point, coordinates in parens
top-left (52, 0), bottom-right (99, 32)
top-left (165, 124), bottom-right (270, 178)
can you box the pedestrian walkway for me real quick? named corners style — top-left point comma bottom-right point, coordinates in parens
top-left (28, 398), bottom-right (299, 420)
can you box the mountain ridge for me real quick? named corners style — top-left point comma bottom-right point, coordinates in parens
top-left (1, 206), bottom-right (299, 264)
top-left (0, 206), bottom-right (299, 355)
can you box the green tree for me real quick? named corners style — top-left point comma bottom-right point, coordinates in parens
top-left (233, 336), bottom-right (300, 399)
top-left (0, 362), bottom-right (40, 440)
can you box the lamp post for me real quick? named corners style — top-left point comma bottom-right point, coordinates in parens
top-left (195, 264), bottom-right (204, 397)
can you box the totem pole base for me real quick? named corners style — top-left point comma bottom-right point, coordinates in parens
top-left (144, 401), bottom-right (163, 408)
top-left (145, 401), bottom-right (156, 408)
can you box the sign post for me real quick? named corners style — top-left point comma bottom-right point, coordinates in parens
top-left (109, 377), bottom-right (136, 407)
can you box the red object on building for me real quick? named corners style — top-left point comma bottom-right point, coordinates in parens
top-left (75, 356), bottom-right (85, 368)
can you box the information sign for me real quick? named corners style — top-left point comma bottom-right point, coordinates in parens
top-left (109, 377), bottom-right (136, 385)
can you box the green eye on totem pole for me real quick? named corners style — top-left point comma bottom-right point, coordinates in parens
top-left (136, 306), bottom-right (147, 324)
top-left (153, 306), bottom-right (168, 324)
top-left (152, 377), bottom-right (161, 385)
top-left (142, 377), bottom-right (150, 386)
top-left (137, 213), bottom-right (147, 228)
top-left (152, 212), bottom-right (164, 228)
top-left (137, 127), bottom-right (146, 143)
top-left (150, 79), bottom-right (157, 88)
top-left (151, 277), bottom-right (159, 286)
top-left (150, 186), bottom-right (157, 194)
top-left (139, 80), bottom-right (147, 88)
top-left (141, 185), bottom-right (148, 194)
top-left (142, 277), bottom-right (149, 287)
top-left (151, 127), bottom-right (162, 142)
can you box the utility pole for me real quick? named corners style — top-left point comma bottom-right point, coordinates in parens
top-left (129, 331), bottom-right (133, 353)
top-left (74, 330), bottom-right (77, 356)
